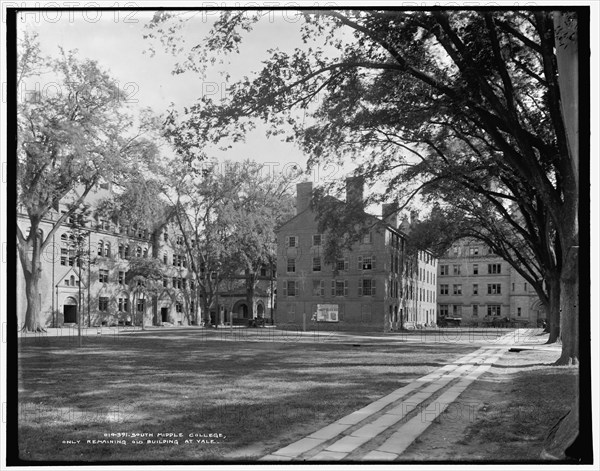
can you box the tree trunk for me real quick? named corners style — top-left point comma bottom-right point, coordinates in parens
top-left (546, 272), bottom-right (561, 344)
top-left (23, 268), bottom-right (43, 331)
top-left (246, 273), bottom-right (255, 321)
top-left (556, 246), bottom-right (579, 365)
top-left (152, 296), bottom-right (158, 327)
top-left (19, 232), bottom-right (46, 332)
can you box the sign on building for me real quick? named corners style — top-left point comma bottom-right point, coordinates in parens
top-left (317, 304), bottom-right (339, 322)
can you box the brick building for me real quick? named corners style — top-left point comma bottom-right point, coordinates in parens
top-left (437, 238), bottom-right (545, 326)
top-left (17, 183), bottom-right (272, 328)
top-left (275, 180), bottom-right (437, 332)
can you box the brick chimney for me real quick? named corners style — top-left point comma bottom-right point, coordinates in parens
top-left (296, 182), bottom-right (313, 215)
top-left (382, 203), bottom-right (399, 229)
top-left (345, 176), bottom-right (364, 211)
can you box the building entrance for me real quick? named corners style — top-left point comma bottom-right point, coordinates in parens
top-left (63, 297), bottom-right (77, 323)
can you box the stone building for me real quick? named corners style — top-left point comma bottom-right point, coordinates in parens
top-left (275, 180), bottom-right (437, 332)
top-left (16, 183), bottom-right (273, 328)
top-left (437, 238), bottom-right (545, 326)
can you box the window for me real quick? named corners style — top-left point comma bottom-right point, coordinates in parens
top-left (64, 279), bottom-right (70, 286)
top-left (163, 253), bottom-right (168, 264)
top-left (488, 263), bottom-right (501, 274)
top-left (453, 246), bottom-right (459, 255)
top-left (61, 210), bottom-right (74, 224)
top-left (287, 258), bottom-right (296, 273)
top-left (97, 240), bottom-right (104, 256)
top-left (312, 234), bottom-right (321, 246)
top-left (313, 280), bottom-right (325, 296)
top-left (118, 243), bottom-right (125, 259)
top-left (99, 269), bottom-right (109, 283)
top-left (143, 247), bottom-right (148, 258)
top-left (118, 271), bottom-right (125, 285)
top-left (287, 236), bottom-right (297, 248)
top-left (163, 277), bottom-right (168, 288)
top-left (163, 232), bottom-right (168, 242)
top-left (362, 232), bottom-right (373, 244)
top-left (334, 258), bottom-right (347, 271)
top-left (190, 280), bottom-right (195, 290)
top-left (124, 245), bottom-right (130, 259)
top-left (439, 305), bottom-right (449, 317)
top-left (176, 301), bottom-right (183, 313)
top-left (487, 283), bottom-right (502, 295)
top-left (173, 254), bottom-right (186, 267)
top-left (99, 297), bottom-right (109, 312)
top-left (283, 280), bottom-right (297, 297)
top-left (260, 267), bottom-right (267, 277)
top-left (99, 219), bottom-right (110, 231)
top-left (312, 257), bottom-right (321, 272)
top-left (440, 265), bottom-right (449, 275)
top-left (359, 279), bottom-right (376, 296)
top-left (469, 246), bottom-right (479, 256)
top-left (473, 284), bottom-right (478, 295)
top-left (104, 242), bottom-right (111, 257)
top-left (473, 305), bottom-right (479, 317)
top-left (453, 284), bottom-right (462, 295)
top-left (60, 248), bottom-right (69, 266)
top-left (524, 283), bottom-right (528, 292)
top-left (473, 264), bottom-right (478, 275)
top-left (118, 298), bottom-right (129, 312)
top-left (517, 307), bottom-right (522, 317)
top-left (176, 236), bottom-right (184, 246)
top-left (137, 299), bottom-right (145, 313)
top-left (452, 305), bottom-right (462, 316)
top-left (453, 264), bottom-right (461, 275)
top-left (172, 277), bottom-right (182, 289)
top-left (487, 304), bottom-right (501, 316)
top-left (512, 283), bottom-right (515, 292)
top-left (358, 255), bottom-right (376, 270)
top-left (440, 284), bottom-right (449, 295)
top-left (331, 280), bottom-right (348, 297)
top-left (136, 246), bottom-right (142, 258)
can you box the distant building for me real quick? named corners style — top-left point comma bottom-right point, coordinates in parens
top-left (275, 179), bottom-right (437, 332)
top-left (17, 183), bottom-right (273, 328)
top-left (437, 239), bottom-right (545, 326)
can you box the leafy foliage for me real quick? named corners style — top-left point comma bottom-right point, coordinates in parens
top-left (17, 32), bottom-right (161, 331)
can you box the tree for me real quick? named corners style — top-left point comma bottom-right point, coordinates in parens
top-left (163, 159), bottom-right (295, 325)
top-left (146, 9), bottom-right (581, 365)
top-left (126, 257), bottom-right (165, 329)
top-left (97, 178), bottom-right (174, 326)
top-left (17, 32), bottom-right (160, 331)
top-left (215, 161), bottom-right (296, 320)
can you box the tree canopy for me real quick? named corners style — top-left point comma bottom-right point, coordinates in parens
top-left (17, 31), bottom-right (162, 331)
top-left (146, 9), bottom-right (581, 364)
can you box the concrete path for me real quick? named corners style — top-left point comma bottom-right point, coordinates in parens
top-left (262, 329), bottom-right (541, 461)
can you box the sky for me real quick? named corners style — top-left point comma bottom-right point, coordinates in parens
top-left (18, 9), bottom-right (354, 189)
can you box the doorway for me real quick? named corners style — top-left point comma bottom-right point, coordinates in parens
top-left (63, 305), bottom-right (77, 323)
top-left (161, 307), bottom-right (169, 323)
top-left (63, 296), bottom-right (77, 324)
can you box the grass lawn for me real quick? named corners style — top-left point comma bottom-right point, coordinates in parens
top-left (16, 328), bottom-right (478, 463)
top-left (401, 347), bottom-right (579, 462)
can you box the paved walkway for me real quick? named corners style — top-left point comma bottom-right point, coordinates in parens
top-left (262, 329), bottom-right (544, 461)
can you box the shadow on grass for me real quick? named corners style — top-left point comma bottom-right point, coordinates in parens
top-left (17, 331), bottom-right (480, 462)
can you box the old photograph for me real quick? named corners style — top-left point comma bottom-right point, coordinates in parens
top-left (3, 2), bottom-right (595, 467)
